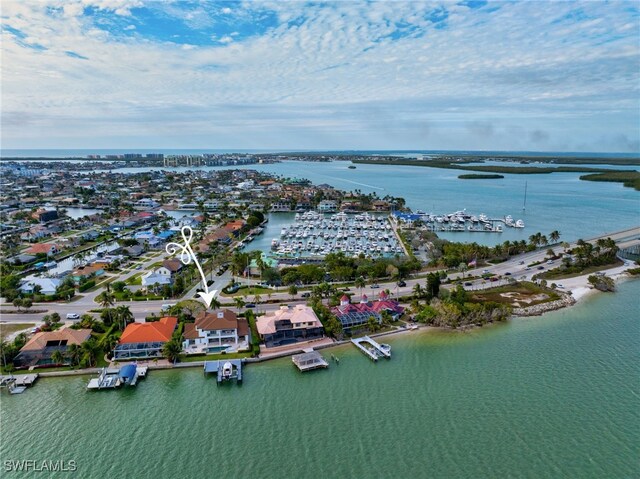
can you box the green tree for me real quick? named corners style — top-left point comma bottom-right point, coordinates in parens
top-left (233, 296), bottom-right (246, 311)
top-left (162, 339), bottom-right (182, 363)
top-left (288, 284), bottom-right (298, 300)
top-left (51, 350), bottom-right (64, 365)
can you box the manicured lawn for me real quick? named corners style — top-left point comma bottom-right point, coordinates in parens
top-left (126, 274), bottom-right (143, 285)
top-left (181, 352), bottom-right (252, 362)
top-left (0, 323), bottom-right (35, 341)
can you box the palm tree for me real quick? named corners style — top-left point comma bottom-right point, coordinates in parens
top-left (96, 290), bottom-right (115, 327)
top-left (114, 305), bottom-right (134, 331)
top-left (80, 339), bottom-right (100, 367)
top-left (51, 350), bottom-right (64, 365)
top-left (66, 344), bottom-right (81, 366)
top-left (549, 230), bottom-right (561, 243)
top-left (412, 283), bottom-right (423, 300)
top-left (355, 276), bottom-right (366, 298)
top-left (233, 296), bottom-right (245, 312)
top-left (162, 339), bottom-right (182, 363)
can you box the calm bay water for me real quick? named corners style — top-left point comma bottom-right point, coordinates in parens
top-left (1, 280), bottom-right (638, 478)
top-left (91, 160), bottom-right (639, 247)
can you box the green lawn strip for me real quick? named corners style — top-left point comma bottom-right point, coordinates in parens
top-left (180, 351), bottom-right (252, 362)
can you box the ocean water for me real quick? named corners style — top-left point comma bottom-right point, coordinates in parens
top-left (1, 280), bottom-right (638, 478)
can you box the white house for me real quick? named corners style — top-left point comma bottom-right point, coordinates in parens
top-left (318, 200), bottom-right (338, 212)
top-left (19, 276), bottom-right (62, 295)
top-left (183, 309), bottom-right (250, 354)
top-left (141, 271), bottom-right (172, 288)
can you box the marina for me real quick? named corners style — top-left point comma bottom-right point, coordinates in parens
top-left (204, 360), bottom-right (243, 384)
top-left (272, 211), bottom-right (403, 258)
top-left (351, 336), bottom-right (392, 361)
top-left (292, 349), bottom-right (329, 372)
top-left (87, 364), bottom-right (148, 390)
top-left (393, 209), bottom-right (525, 233)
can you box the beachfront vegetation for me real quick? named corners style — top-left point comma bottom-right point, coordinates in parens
top-left (413, 285), bottom-right (510, 328)
top-left (588, 275), bottom-right (616, 292)
top-left (539, 238), bottom-right (619, 280)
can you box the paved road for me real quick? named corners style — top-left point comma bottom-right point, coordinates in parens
top-left (2, 226), bottom-right (637, 324)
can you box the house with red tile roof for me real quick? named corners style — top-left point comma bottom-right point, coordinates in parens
top-left (113, 316), bottom-right (177, 360)
top-left (331, 291), bottom-right (404, 331)
top-left (24, 243), bottom-right (59, 256)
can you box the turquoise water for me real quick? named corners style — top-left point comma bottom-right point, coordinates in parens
top-left (2, 280), bottom-right (638, 478)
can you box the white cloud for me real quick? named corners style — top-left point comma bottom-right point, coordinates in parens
top-left (1, 0), bottom-right (639, 152)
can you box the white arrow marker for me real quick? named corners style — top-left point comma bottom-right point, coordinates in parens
top-left (166, 226), bottom-right (219, 308)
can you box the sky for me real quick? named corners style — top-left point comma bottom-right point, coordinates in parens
top-left (1, 0), bottom-right (639, 153)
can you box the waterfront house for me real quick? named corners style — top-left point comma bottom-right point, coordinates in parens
top-left (256, 305), bottom-right (324, 348)
top-left (13, 328), bottom-right (92, 368)
top-left (182, 309), bottom-right (250, 354)
top-left (318, 200), bottom-right (338, 212)
top-left (113, 316), bottom-right (178, 360)
top-left (331, 291), bottom-right (404, 331)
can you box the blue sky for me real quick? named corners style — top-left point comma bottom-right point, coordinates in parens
top-left (1, 0), bottom-right (639, 152)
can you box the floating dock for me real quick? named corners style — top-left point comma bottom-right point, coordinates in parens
top-left (351, 336), bottom-right (391, 361)
top-left (204, 360), bottom-right (243, 384)
top-left (292, 349), bottom-right (329, 372)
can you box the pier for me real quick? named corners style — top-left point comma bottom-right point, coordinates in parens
top-left (292, 349), bottom-right (329, 372)
top-left (0, 374), bottom-right (39, 394)
top-left (351, 336), bottom-right (391, 361)
top-left (204, 360), bottom-right (243, 384)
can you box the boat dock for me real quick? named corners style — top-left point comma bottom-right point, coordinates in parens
top-left (0, 374), bottom-right (39, 394)
top-left (87, 364), bottom-right (147, 390)
top-left (292, 349), bottom-right (329, 372)
top-left (351, 336), bottom-right (392, 361)
top-left (204, 360), bottom-right (243, 384)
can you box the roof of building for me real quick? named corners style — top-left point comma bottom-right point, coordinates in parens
top-left (186, 309), bottom-right (249, 338)
top-left (162, 259), bottom-right (183, 272)
top-left (24, 243), bottom-right (58, 254)
top-left (72, 263), bottom-right (104, 277)
top-left (256, 305), bottom-right (322, 335)
top-left (332, 299), bottom-right (404, 317)
top-left (20, 328), bottom-right (92, 352)
top-left (119, 317), bottom-right (177, 344)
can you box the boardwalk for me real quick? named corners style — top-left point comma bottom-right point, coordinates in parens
top-left (351, 336), bottom-right (391, 361)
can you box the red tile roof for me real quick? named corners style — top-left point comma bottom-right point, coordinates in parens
top-left (25, 243), bottom-right (58, 254)
top-left (119, 317), bottom-right (177, 344)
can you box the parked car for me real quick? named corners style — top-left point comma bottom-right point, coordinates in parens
top-left (464, 282), bottom-right (472, 287)
top-left (66, 313), bottom-right (80, 320)
top-left (482, 269), bottom-right (490, 274)
top-left (397, 280), bottom-right (407, 287)
top-left (31, 327), bottom-right (40, 334)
